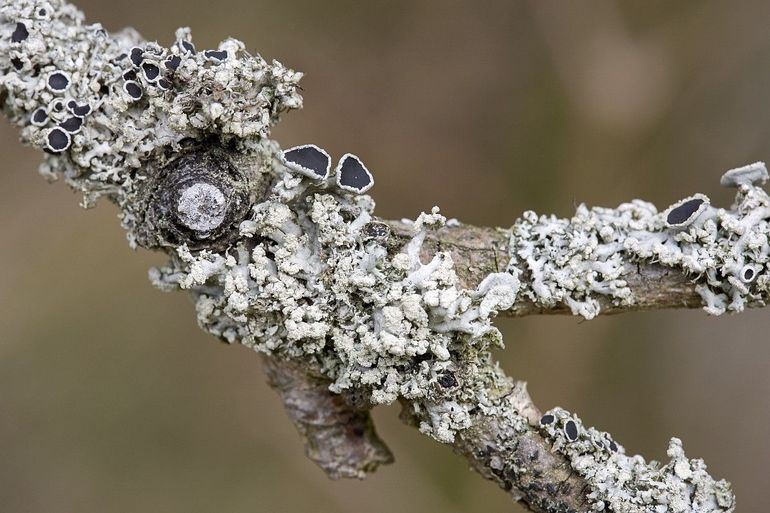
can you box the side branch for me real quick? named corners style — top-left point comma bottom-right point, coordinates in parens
top-left (262, 356), bottom-right (393, 479)
top-left (387, 221), bottom-right (703, 315)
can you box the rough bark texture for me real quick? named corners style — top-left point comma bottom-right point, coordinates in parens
top-left (262, 356), bottom-right (394, 479)
top-left (400, 365), bottom-right (592, 513)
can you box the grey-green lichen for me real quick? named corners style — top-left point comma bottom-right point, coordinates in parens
top-left (512, 162), bottom-right (770, 318)
top-left (152, 202), bottom-right (520, 420)
top-left (1, 0), bottom-right (301, 238)
top-left (0, 1), bottom-right (750, 511)
top-left (1, 0), bottom-right (518, 440)
top-left (538, 408), bottom-right (735, 512)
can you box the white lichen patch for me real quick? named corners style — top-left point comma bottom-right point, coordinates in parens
top-left (539, 408), bottom-right (735, 512)
top-left (1, 0), bottom-right (301, 211)
top-left (1, 0), bottom-right (747, 508)
top-left (511, 177), bottom-right (770, 317)
top-left (154, 193), bottom-right (520, 433)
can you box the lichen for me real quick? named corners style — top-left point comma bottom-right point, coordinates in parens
top-left (1, 1), bottom-right (748, 510)
top-left (538, 408), bottom-right (735, 512)
top-left (1, 0), bottom-right (301, 230)
top-left (153, 202), bottom-right (520, 421)
top-left (511, 164), bottom-right (770, 318)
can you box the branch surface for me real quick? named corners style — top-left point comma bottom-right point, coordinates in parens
top-left (387, 221), bottom-right (704, 314)
top-left (262, 356), bottom-right (393, 479)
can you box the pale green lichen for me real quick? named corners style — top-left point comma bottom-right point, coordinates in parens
top-left (511, 164), bottom-right (770, 318)
top-left (1, 1), bottom-right (749, 510)
top-left (539, 408), bottom-right (735, 512)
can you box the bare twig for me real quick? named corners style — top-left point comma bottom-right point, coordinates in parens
top-left (262, 356), bottom-right (393, 479)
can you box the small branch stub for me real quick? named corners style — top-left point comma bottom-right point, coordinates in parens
top-left (132, 148), bottom-right (266, 251)
top-left (176, 182), bottom-right (228, 233)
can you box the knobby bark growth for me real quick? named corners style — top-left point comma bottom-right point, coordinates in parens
top-left (3, 1), bottom-right (763, 511)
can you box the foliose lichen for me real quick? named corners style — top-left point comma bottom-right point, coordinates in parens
top-left (2, 1), bottom-right (748, 510)
top-left (152, 202), bottom-right (520, 422)
top-left (538, 408), bottom-right (735, 512)
top-left (1, 0), bottom-right (302, 237)
top-left (2, 0), bottom-right (522, 437)
top-left (511, 162), bottom-right (770, 318)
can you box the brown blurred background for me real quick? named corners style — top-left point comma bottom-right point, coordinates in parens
top-left (2, 1), bottom-right (769, 511)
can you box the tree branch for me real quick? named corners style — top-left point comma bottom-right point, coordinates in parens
top-left (387, 220), bottom-right (704, 314)
top-left (1, 1), bottom-right (751, 511)
top-left (261, 356), bottom-right (393, 479)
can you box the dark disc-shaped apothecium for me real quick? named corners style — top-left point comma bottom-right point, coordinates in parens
top-left (123, 80), bottom-right (143, 100)
top-left (130, 46), bottom-right (144, 66)
top-left (70, 103), bottom-right (92, 117)
top-left (740, 265), bottom-right (759, 284)
top-left (665, 194), bottom-right (709, 227)
top-left (142, 62), bottom-right (160, 81)
top-left (11, 22), bottom-right (29, 43)
top-left (59, 116), bottom-right (83, 133)
top-left (165, 55), bottom-right (181, 71)
top-left (45, 127), bottom-right (71, 152)
top-left (204, 49), bottom-right (228, 63)
top-left (281, 144), bottom-right (331, 180)
top-left (667, 198), bottom-right (703, 225)
top-left (564, 420), bottom-right (579, 442)
top-left (48, 98), bottom-right (65, 112)
top-left (31, 108), bottom-right (48, 126)
top-left (179, 40), bottom-right (196, 55)
top-left (46, 71), bottom-right (70, 92)
top-left (336, 153), bottom-right (374, 193)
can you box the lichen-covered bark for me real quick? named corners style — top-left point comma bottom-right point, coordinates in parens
top-left (399, 364), bottom-right (592, 513)
top-left (1, 1), bottom-right (754, 511)
top-left (388, 221), bottom-right (703, 314)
